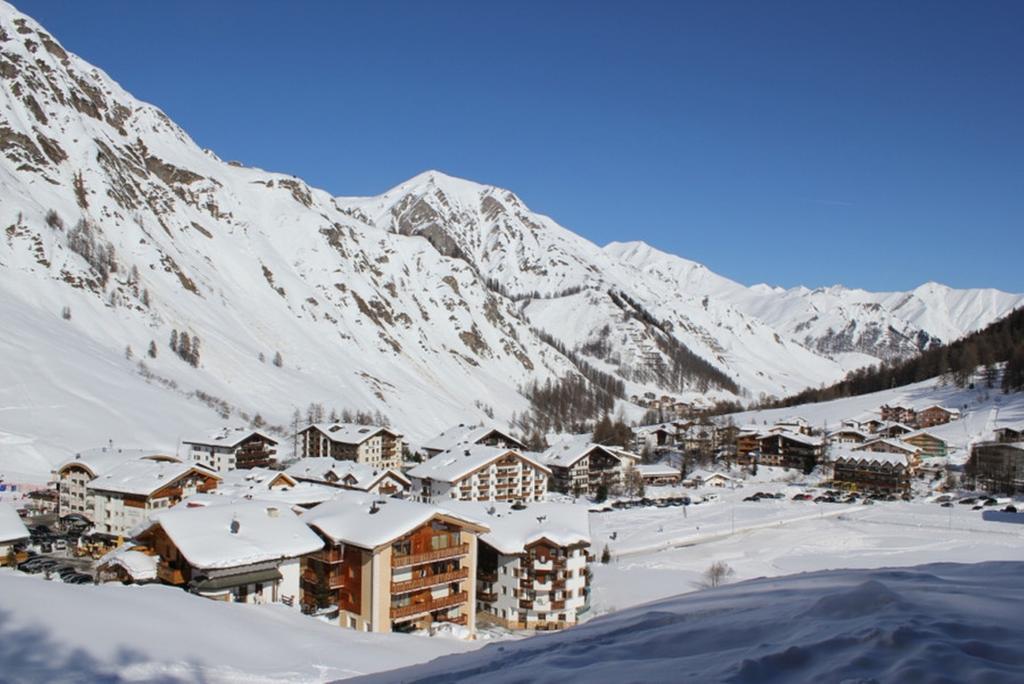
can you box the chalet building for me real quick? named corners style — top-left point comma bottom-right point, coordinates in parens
top-left (854, 438), bottom-right (921, 459)
top-left (300, 492), bottom-right (488, 633)
top-left (285, 458), bottom-right (410, 496)
top-left (679, 421), bottom-right (717, 454)
top-left (54, 447), bottom-right (181, 520)
top-left (880, 404), bottom-right (917, 426)
top-left (96, 543), bottom-right (158, 584)
top-left (917, 405), bottom-right (960, 428)
top-left (969, 442), bottom-right (1024, 493)
top-left (421, 424), bottom-right (527, 458)
top-left (86, 460), bottom-right (221, 538)
top-left (448, 502), bottom-right (590, 631)
top-left (541, 435), bottom-right (639, 497)
top-left (993, 421), bottom-right (1024, 443)
top-left (0, 503), bottom-right (30, 567)
top-left (298, 423), bottom-right (403, 470)
top-left (831, 447), bottom-right (915, 491)
top-left (631, 424), bottom-right (677, 453)
top-left (828, 427), bottom-right (870, 445)
top-left (636, 464), bottom-right (683, 486)
top-left (135, 501), bottom-right (323, 606)
top-left (407, 446), bottom-right (550, 504)
top-left (755, 430), bottom-right (825, 470)
top-left (683, 470), bottom-right (734, 488)
top-left (212, 468), bottom-right (338, 509)
top-left (182, 428), bottom-right (278, 472)
top-left (876, 422), bottom-right (915, 439)
top-left (902, 430), bottom-right (949, 459)
top-left (860, 418), bottom-right (888, 434)
top-left (774, 417), bottom-right (812, 436)
top-left (736, 427), bottom-right (764, 460)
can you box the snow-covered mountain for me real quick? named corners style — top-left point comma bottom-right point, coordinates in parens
top-left (0, 1), bottom-right (1020, 474)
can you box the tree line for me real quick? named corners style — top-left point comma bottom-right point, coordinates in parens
top-left (762, 306), bottom-right (1024, 409)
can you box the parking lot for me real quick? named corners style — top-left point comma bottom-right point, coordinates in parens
top-left (15, 514), bottom-right (99, 584)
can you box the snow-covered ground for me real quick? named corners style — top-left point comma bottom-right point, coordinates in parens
top-left (587, 479), bottom-right (1024, 615)
top-left (362, 561), bottom-right (1024, 683)
top-left (0, 570), bottom-right (480, 683)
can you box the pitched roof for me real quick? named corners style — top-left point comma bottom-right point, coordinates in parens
top-left (444, 501), bottom-right (589, 555)
top-left (144, 501), bottom-right (324, 569)
top-left (0, 503), bottom-right (29, 543)
top-left (540, 434), bottom-right (629, 468)
top-left (854, 438), bottom-right (920, 455)
top-left (212, 468), bottom-right (338, 507)
top-left (636, 464), bottom-right (681, 478)
top-left (87, 459), bottom-right (219, 496)
top-left (686, 469), bottom-right (734, 482)
top-left (302, 490), bottom-right (486, 549)
top-left (757, 430), bottom-right (824, 447)
top-left (182, 427), bottom-right (277, 448)
top-left (833, 445), bottom-right (913, 467)
top-left (55, 447), bottom-right (180, 478)
top-left (421, 423), bottom-right (525, 452)
top-left (302, 423), bottom-right (401, 445)
top-left (407, 445), bottom-right (551, 483)
top-left (284, 458), bottom-right (410, 489)
top-left (96, 544), bottom-right (158, 581)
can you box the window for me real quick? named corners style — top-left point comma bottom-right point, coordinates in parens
top-left (392, 540), bottom-right (411, 556)
top-left (349, 616), bottom-right (358, 629)
top-left (431, 534), bottom-right (451, 551)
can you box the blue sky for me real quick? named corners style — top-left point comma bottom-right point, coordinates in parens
top-left (17, 1), bottom-right (1024, 292)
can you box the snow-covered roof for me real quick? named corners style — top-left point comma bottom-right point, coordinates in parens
top-left (878, 421), bottom-right (915, 433)
top-left (444, 501), bottom-right (589, 555)
top-left (633, 423), bottom-right (678, 436)
top-left (636, 464), bottom-right (681, 478)
top-left (213, 468), bottom-right (338, 507)
top-left (182, 427), bottom-right (277, 448)
top-left (421, 423), bottom-right (524, 453)
top-left (55, 447), bottom-right (180, 478)
top-left (407, 445), bottom-right (551, 483)
top-left (302, 490), bottom-right (487, 549)
top-left (686, 469), bottom-right (733, 482)
top-left (143, 501), bottom-right (324, 569)
top-left (0, 503), bottom-right (29, 543)
top-left (540, 434), bottom-right (629, 468)
top-left (903, 429), bottom-right (947, 443)
top-left (303, 423), bottom-right (400, 445)
top-left (758, 430), bottom-right (824, 447)
top-left (284, 458), bottom-right (410, 489)
top-left (87, 459), bottom-right (219, 496)
top-left (855, 438), bottom-right (920, 455)
top-left (96, 544), bottom-right (158, 581)
top-left (919, 404), bottom-right (960, 415)
top-left (833, 446), bottom-right (913, 467)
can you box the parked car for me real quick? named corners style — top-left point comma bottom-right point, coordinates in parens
top-left (17, 558), bottom-right (47, 573)
top-left (66, 573), bottom-right (93, 585)
top-left (958, 498), bottom-right (977, 505)
top-left (53, 539), bottom-right (68, 552)
top-left (743, 496), bottom-right (759, 502)
top-left (940, 502), bottom-right (954, 508)
top-left (1002, 505), bottom-right (1018, 513)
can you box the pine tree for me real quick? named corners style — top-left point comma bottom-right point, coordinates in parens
top-left (147, 340), bottom-right (158, 358)
top-left (189, 336), bottom-right (201, 367)
top-left (124, 345), bottom-right (133, 360)
top-left (273, 351), bottom-right (283, 367)
top-left (178, 332), bottom-right (191, 362)
top-left (170, 329), bottom-right (178, 353)
top-left (600, 545), bottom-right (611, 564)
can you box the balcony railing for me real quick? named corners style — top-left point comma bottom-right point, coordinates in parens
top-left (302, 567), bottom-right (345, 588)
top-left (478, 590), bottom-right (498, 602)
top-left (479, 570), bottom-right (498, 583)
top-left (391, 567), bottom-right (468, 595)
top-left (390, 591), bottom-right (468, 619)
top-left (391, 543), bottom-right (469, 568)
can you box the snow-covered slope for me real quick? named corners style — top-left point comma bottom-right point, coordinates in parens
top-left (0, 570), bottom-right (476, 682)
top-left (0, 1), bottom-right (1020, 478)
top-left (362, 562), bottom-right (1024, 683)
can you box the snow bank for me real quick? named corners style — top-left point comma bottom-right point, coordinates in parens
top-left (0, 570), bottom-right (477, 682)
top-left (362, 562), bottom-right (1024, 683)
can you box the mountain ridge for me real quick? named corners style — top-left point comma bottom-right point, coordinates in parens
top-left (0, 0), bottom-right (1020, 476)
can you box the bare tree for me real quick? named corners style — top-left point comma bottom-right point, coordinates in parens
top-left (702, 561), bottom-right (735, 589)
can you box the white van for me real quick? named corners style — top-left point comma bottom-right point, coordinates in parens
top-left (704, 493), bottom-right (721, 503)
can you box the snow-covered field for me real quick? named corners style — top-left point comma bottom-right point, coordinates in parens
top-left (362, 561), bottom-right (1024, 683)
top-left (0, 570), bottom-right (480, 683)
top-left (587, 480), bottom-right (1024, 615)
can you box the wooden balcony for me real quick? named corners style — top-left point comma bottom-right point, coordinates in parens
top-left (479, 570), bottom-right (498, 583)
top-left (550, 600), bottom-right (566, 610)
top-left (391, 591), bottom-right (468, 619)
top-left (391, 543), bottom-right (469, 568)
top-left (302, 567), bottom-right (345, 588)
top-left (391, 567), bottom-right (469, 595)
top-left (519, 598), bottom-right (534, 610)
top-left (436, 613), bottom-right (468, 626)
top-left (478, 590), bottom-right (498, 602)
top-left (157, 562), bottom-right (186, 586)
